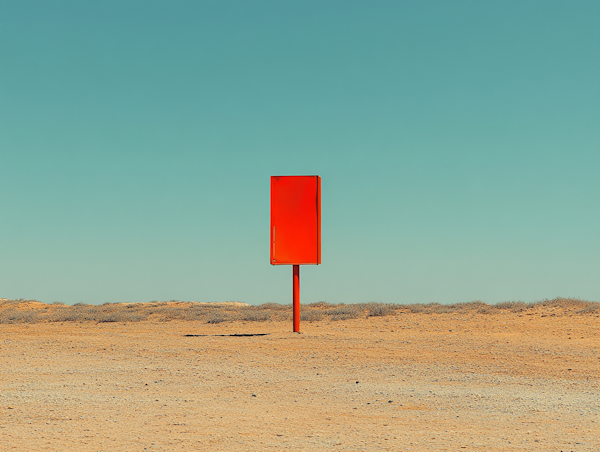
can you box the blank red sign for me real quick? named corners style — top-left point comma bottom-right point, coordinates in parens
top-left (270, 176), bottom-right (321, 265)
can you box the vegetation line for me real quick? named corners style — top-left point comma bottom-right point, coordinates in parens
top-left (183, 333), bottom-right (270, 337)
top-left (0, 298), bottom-right (597, 325)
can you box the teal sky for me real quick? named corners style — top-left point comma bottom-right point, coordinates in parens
top-left (1, 1), bottom-right (599, 305)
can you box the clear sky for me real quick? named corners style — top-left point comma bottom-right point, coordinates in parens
top-left (1, 1), bottom-right (598, 305)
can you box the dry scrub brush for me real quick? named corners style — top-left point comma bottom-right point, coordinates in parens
top-left (0, 297), bottom-right (598, 325)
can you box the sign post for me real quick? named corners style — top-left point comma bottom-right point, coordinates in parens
top-left (270, 176), bottom-right (321, 333)
top-left (293, 264), bottom-right (300, 332)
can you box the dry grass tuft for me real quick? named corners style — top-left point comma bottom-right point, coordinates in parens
top-left (307, 301), bottom-right (335, 308)
top-left (0, 310), bottom-right (40, 323)
top-left (494, 301), bottom-right (534, 312)
top-left (207, 312), bottom-right (231, 324)
top-left (0, 297), bottom-right (598, 325)
top-left (300, 310), bottom-right (325, 322)
top-left (538, 297), bottom-right (597, 310)
top-left (365, 302), bottom-right (400, 317)
top-left (329, 304), bottom-right (366, 321)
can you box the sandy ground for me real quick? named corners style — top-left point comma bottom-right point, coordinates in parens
top-left (1, 309), bottom-right (598, 451)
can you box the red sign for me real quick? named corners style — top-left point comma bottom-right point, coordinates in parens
top-left (270, 175), bottom-right (321, 265)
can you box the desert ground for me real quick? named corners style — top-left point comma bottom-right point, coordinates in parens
top-left (0, 298), bottom-right (598, 451)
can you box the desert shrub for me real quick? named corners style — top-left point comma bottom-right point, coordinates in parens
top-left (272, 310), bottom-right (292, 321)
top-left (393, 301), bottom-right (489, 314)
top-left (257, 302), bottom-right (289, 311)
top-left (44, 304), bottom-right (149, 323)
top-left (365, 302), bottom-right (399, 317)
top-left (0, 309), bottom-right (40, 324)
top-left (110, 312), bottom-right (146, 322)
top-left (0, 299), bottom-right (37, 307)
top-left (576, 305), bottom-right (600, 314)
top-left (48, 310), bottom-right (87, 322)
top-left (452, 301), bottom-right (487, 312)
top-left (142, 303), bottom-right (210, 321)
top-left (329, 304), bottom-right (365, 321)
top-left (404, 304), bottom-right (425, 313)
top-left (426, 303), bottom-right (454, 314)
top-left (181, 308), bottom-right (210, 321)
top-left (237, 310), bottom-right (272, 322)
top-left (301, 310), bottom-right (325, 322)
top-left (207, 312), bottom-right (230, 324)
top-left (539, 297), bottom-right (596, 310)
top-left (308, 301), bottom-right (334, 308)
top-left (154, 307), bottom-right (187, 321)
top-left (95, 313), bottom-right (120, 323)
top-left (330, 313), bottom-right (354, 321)
top-left (7, 297), bottom-right (596, 325)
top-left (494, 301), bottom-right (530, 312)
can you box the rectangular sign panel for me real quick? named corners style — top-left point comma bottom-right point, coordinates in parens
top-left (270, 175), bottom-right (321, 265)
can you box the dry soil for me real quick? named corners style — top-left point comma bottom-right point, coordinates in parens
top-left (1, 305), bottom-right (598, 451)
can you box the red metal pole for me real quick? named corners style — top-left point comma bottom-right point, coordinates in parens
top-left (293, 265), bottom-right (300, 332)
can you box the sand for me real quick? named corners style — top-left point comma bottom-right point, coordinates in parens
top-left (1, 306), bottom-right (598, 451)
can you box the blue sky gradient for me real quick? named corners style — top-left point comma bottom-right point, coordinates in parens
top-left (1, 1), bottom-right (599, 305)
